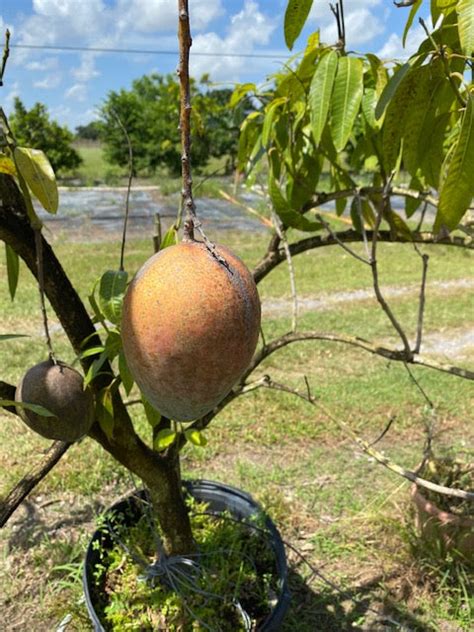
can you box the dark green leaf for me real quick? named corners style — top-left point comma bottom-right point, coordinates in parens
top-left (284, 0), bottom-right (314, 50)
top-left (0, 334), bottom-right (29, 341)
top-left (5, 400), bottom-right (55, 417)
top-left (269, 176), bottom-right (321, 232)
top-left (309, 49), bottom-right (338, 146)
top-left (118, 351), bottom-right (134, 395)
top-left (96, 387), bottom-right (114, 440)
top-left (5, 243), bottom-right (19, 300)
top-left (142, 396), bottom-right (161, 428)
top-left (436, 94), bottom-right (474, 233)
top-left (98, 270), bottom-right (128, 325)
top-left (375, 63), bottom-right (410, 120)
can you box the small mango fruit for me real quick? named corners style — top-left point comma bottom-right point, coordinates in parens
top-left (121, 241), bottom-right (261, 421)
top-left (16, 359), bottom-right (94, 442)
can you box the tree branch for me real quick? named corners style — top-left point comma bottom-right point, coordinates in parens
top-left (0, 441), bottom-right (71, 527)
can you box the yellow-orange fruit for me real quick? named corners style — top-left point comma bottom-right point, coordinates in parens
top-left (15, 359), bottom-right (94, 442)
top-left (121, 241), bottom-right (261, 421)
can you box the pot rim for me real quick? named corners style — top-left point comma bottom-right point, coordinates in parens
top-left (83, 478), bottom-right (290, 632)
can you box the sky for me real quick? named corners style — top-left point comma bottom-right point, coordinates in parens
top-left (0, 0), bottom-right (434, 130)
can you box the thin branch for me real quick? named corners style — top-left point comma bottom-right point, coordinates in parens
top-left (0, 441), bottom-right (71, 527)
top-left (414, 251), bottom-right (429, 354)
top-left (111, 109), bottom-right (133, 272)
top-left (261, 377), bottom-right (474, 502)
top-left (0, 29), bottom-right (10, 87)
top-left (316, 213), bottom-right (370, 265)
top-left (34, 228), bottom-right (55, 361)
top-left (419, 18), bottom-right (466, 108)
top-left (369, 178), bottom-right (413, 359)
top-left (177, 0), bottom-right (196, 242)
top-left (272, 211), bottom-right (298, 331)
top-left (368, 415), bottom-right (396, 447)
top-left (404, 362), bottom-right (435, 409)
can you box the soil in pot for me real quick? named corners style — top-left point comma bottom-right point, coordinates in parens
top-left (412, 457), bottom-right (474, 564)
top-left (85, 483), bottom-right (288, 631)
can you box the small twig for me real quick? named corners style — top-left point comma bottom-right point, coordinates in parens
top-left (34, 228), bottom-right (56, 361)
top-left (414, 200), bottom-right (428, 233)
top-left (0, 441), bottom-right (71, 527)
top-left (414, 250), bottom-right (429, 354)
top-left (272, 212), bottom-right (298, 332)
top-left (111, 110), bottom-right (133, 272)
top-left (419, 18), bottom-right (466, 108)
top-left (404, 362), bottom-right (434, 409)
top-left (368, 415), bottom-right (396, 447)
top-left (370, 175), bottom-right (413, 360)
top-left (356, 192), bottom-right (371, 260)
top-left (0, 29), bottom-right (10, 87)
top-left (153, 212), bottom-right (162, 253)
top-left (316, 213), bottom-right (370, 265)
top-left (177, 0), bottom-right (196, 242)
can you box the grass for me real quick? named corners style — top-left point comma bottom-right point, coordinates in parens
top-left (0, 221), bottom-right (473, 630)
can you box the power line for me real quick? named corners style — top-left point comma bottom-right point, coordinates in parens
top-left (11, 43), bottom-right (291, 60)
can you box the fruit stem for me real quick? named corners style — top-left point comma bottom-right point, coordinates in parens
top-left (34, 228), bottom-right (56, 363)
top-left (177, 0), bottom-right (197, 242)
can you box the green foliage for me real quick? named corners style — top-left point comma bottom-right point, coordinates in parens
top-left (75, 121), bottom-right (102, 141)
top-left (236, 3), bottom-right (474, 236)
top-left (4, 243), bottom-right (19, 300)
top-left (100, 74), bottom-right (251, 176)
top-left (284, 0), bottom-right (314, 49)
top-left (9, 98), bottom-right (82, 173)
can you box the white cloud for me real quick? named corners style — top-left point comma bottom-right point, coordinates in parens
top-left (26, 57), bottom-right (59, 71)
top-left (3, 81), bottom-right (20, 115)
top-left (377, 20), bottom-right (431, 60)
top-left (65, 83), bottom-right (87, 101)
top-left (191, 0), bottom-right (278, 81)
top-left (115, 0), bottom-right (223, 34)
top-left (33, 73), bottom-right (62, 89)
top-left (72, 53), bottom-right (99, 82)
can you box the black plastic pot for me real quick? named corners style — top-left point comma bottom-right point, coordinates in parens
top-left (83, 479), bottom-right (290, 631)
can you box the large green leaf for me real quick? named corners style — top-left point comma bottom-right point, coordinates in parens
top-left (5, 243), bottom-right (19, 300)
top-left (284, 0), bottom-right (314, 50)
top-left (436, 94), bottom-right (474, 233)
top-left (153, 428), bottom-right (177, 451)
top-left (98, 270), bottom-right (128, 325)
top-left (262, 97), bottom-right (286, 147)
top-left (402, 63), bottom-right (444, 175)
top-left (13, 147), bottom-right (58, 214)
top-left (309, 50), bottom-right (338, 146)
top-left (457, 0), bottom-right (474, 55)
top-left (269, 176), bottom-right (321, 232)
top-left (329, 57), bottom-right (364, 152)
top-left (375, 63), bottom-right (411, 120)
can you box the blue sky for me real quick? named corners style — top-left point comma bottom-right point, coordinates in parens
top-left (0, 1), bottom-right (433, 130)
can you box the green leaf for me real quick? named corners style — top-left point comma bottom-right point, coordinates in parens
top-left (0, 334), bottom-right (29, 341)
top-left (375, 63), bottom-right (411, 120)
top-left (83, 350), bottom-right (109, 387)
top-left (309, 50), bottom-right (338, 146)
top-left (5, 243), bottom-right (19, 300)
top-left (98, 270), bottom-right (128, 325)
top-left (79, 345), bottom-right (105, 359)
top-left (153, 428), bottom-right (177, 451)
top-left (229, 83), bottom-right (256, 108)
top-left (262, 97), bottom-right (286, 148)
top-left (160, 225), bottom-right (178, 250)
top-left (3, 400), bottom-right (55, 417)
top-left (184, 429), bottom-right (208, 447)
top-left (330, 57), bottom-right (364, 152)
top-left (142, 396), bottom-right (161, 429)
top-left (96, 387), bottom-right (114, 441)
top-left (436, 94), bottom-right (474, 233)
top-left (284, 0), bottom-right (314, 50)
top-left (13, 147), bottom-right (58, 214)
top-left (457, 0), bottom-right (474, 55)
top-left (118, 350), bottom-right (134, 396)
top-left (403, 0), bottom-right (422, 46)
top-left (269, 176), bottom-right (321, 232)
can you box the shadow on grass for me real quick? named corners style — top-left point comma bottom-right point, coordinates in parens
top-left (280, 567), bottom-right (436, 632)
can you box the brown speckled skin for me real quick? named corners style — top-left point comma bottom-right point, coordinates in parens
top-left (15, 359), bottom-right (94, 442)
top-left (121, 241), bottom-right (261, 421)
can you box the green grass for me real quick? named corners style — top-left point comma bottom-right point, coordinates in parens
top-left (0, 226), bottom-right (473, 630)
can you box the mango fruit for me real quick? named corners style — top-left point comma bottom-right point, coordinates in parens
top-left (121, 241), bottom-right (261, 421)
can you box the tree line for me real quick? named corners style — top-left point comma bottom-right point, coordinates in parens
top-left (10, 73), bottom-right (251, 176)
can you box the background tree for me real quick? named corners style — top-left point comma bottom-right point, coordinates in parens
top-left (9, 97), bottom-right (82, 173)
top-left (75, 120), bottom-right (102, 141)
top-left (100, 73), bottom-right (247, 176)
